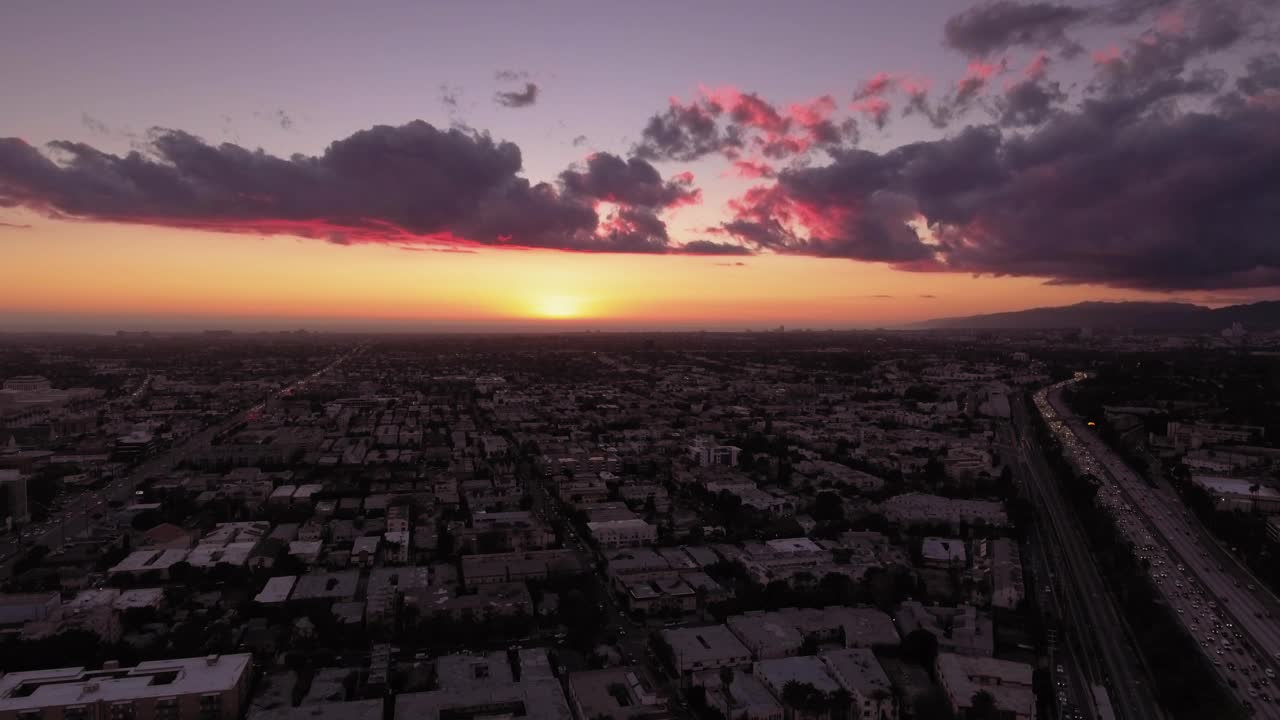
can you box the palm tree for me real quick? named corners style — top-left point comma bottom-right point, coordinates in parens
top-left (829, 688), bottom-right (853, 720)
top-left (868, 688), bottom-right (893, 720)
top-left (969, 690), bottom-right (998, 720)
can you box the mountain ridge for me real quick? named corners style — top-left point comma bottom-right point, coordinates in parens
top-left (914, 300), bottom-right (1280, 331)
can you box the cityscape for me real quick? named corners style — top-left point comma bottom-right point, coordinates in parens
top-left (4, 2), bottom-right (1280, 720)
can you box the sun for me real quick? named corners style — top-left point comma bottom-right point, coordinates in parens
top-left (532, 295), bottom-right (585, 319)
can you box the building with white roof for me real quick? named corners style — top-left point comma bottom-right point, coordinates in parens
top-left (0, 653), bottom-right (253, 720)
top-left (820, 648), bottom-right (895, 720)
top-left (587, 518), bottom-right (657, 548)
top-left (935, 653), bottom-right (1035, 720)
top-left (921, 537), bottom-right (967, 568)
top-left (1190, 475), bottom-right (1280, 513)
top-left (663, 625), bottom-right (752, 675)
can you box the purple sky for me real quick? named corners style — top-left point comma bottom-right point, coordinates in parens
top-left (3, 0), bottom-right (1280, 331)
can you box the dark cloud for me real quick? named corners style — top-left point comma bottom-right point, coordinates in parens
top-left (495, 83), bottom-right (539, 108)
top-left (275, 110), bottom-right (295, 131)
top-left (1236, 52), bottom-right (1280, 96)
top-left (560, 153), bottom-right (700, 209)
top-left (633, 99), bottom-right (743, 162)
top-left (0, 121), bottom-right (743, 256)
top-left (0, 122), bottom-right (593, 249)
top-left (681, 240), bottom-right (755, 255)
top-left (998, 78), bottom-right (1067, 126)
top-left (722, 100), bottom-right (1280, 290)
top-left (495, 69), bottom-right (529, 82)
top-left (943, 1), bottom-right (1089, 57)
top-left (571, 134), bottom-right (588, 147)
top-left (635, 89), bottom-right (852, 163)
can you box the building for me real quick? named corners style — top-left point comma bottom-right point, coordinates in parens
top-left (461, 549), bottom-right (584, 587)
top-left (935, 653), bottom-right (1035, 720)
top-left (623, 576), bottom-right (697, 615)
top-left (0, 592), bottom-right (60, 628)
top-left (921, 537), bottom-right (967, 568)
top-left (436, 652), bottom-right (514, 690)
top-left (689, 439), bottom-right (742, 467)
top-left (706, 674), bottom-right (783, 720)
top-left (0, 654), bottom-right (253, 720)
top-left (726, 613), bottom-right (805, 659)
top-left (1190, 476), bottom-right (1280, 514)
top-left (2, 376), bottom-right (51, 392)
top-left (663, 625), bottom-right (752, 676)
top-left (0, 470), bottom-right (29, 527)
top-left (896, 602), bottom-right (993, 657)
top-left (982, 538), bottom-right (1025, 611)
top-left (566, 667), bottom-right (672, 720)
top-left (586, 518), bottom-right (657, 548)
top-left (820, 649), bottom-right (895, 720)
top-left (751, 656), bottom-right (841, 720)
top-left (394, 679), bottom-right (572, 720)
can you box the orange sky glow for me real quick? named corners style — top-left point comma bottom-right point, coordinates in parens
top-left (0, 210), bottom-right (1179, 332)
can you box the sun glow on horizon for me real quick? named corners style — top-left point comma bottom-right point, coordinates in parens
top-left (531, 294), bottom-right (587, 319)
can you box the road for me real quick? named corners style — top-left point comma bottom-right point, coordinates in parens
top-left (0, 346), bottom-right (361, 579)
top-left (1012, 396), bottom-right (1166, 720)
top-left (1041, 380), bottom-right (1280, 718)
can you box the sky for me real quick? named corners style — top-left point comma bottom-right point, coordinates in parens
top-left (2, 0), bottom-right (1280, 332)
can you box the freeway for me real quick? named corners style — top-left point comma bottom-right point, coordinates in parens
top-left (1012, 396), bottom-right (1166, 720)
top-left (0, 346), bottom-right (361, 578)
top-left (1045, 382), bottom-right (1280, 717)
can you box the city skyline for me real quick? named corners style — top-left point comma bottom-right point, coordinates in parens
top-left (4, 0), bottom-right (1280, 331)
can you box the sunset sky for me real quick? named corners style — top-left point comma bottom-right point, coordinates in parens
top-left (3, 0), bottom-right (1280, 331)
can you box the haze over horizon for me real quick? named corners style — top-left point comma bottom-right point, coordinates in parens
top-left (4, 0), bottom-right (1280, 330)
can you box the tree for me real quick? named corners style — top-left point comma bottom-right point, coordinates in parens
top-left (813, 490), bottom-right (844, 524)
top-left (719, 666), bottom-right (734, 691)
top-left (969, 690), bottom-right (998, 720)
top-left (901, 628), bottom-right (939, 669)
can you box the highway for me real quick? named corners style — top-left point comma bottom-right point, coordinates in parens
top-left (1012, 397), bottom-right (1166, 720)
top-left (1039, 379), bottom-right (1280, 718)
top-left (0, 346), bottom-right (361, 579)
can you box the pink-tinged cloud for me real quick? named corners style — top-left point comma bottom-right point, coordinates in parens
top-left (730, 160), bottom-right (776, 179)
top-left (854, 72), bottom-right (898, 100)
top-left (1091, 46), bottom-right (1122, 65)
top-left (1024, 51), bottom-right (1050, 81)
top-left (851, 97), bottom-right (892, 128)
top-left (1155, 8), bottom-right (1186, 36)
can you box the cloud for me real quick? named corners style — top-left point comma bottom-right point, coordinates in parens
top-left (731, 160), bottom-right (776, 179)
top-left (0, 121), bottom-right (748, 257)
top-left (997, 76), bottom-right (1066, 126)
top-left (571, 134), bottom-right (588, 147)
top-left (495, 69), bottom-right (529, 82)
top-left (943, 0), bottom-right (1089, 57)
top-left (635, 87), bottom-right (852, 162)
top-left (495, 82), bottom-right (540, 108)
top-left (722, 96), bottom-right (1280, 290)
top-left (714, 261), bottom-right (748, 266)
top-left (919, 294), bottom-right (938, 299)
top-left (560, 152), bottom-right (701, 208)
top-left (81, 113), bottom-right (111, 135)
top-left (634, 97), bottom-right (743, 161)
top-left (681, 239), bottom-right (755, 255)
top-left (439, 83), bottom-right (462, 109)
top-left (0, 220), bottom-right (32, 229)
top-left (275, 110), bottom-right (295, 131)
